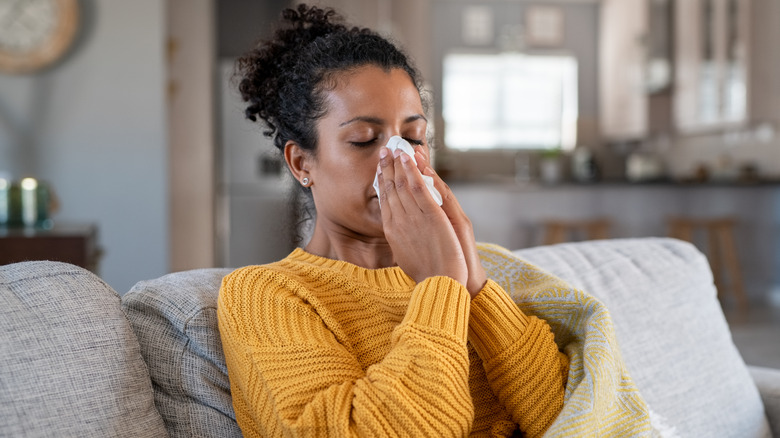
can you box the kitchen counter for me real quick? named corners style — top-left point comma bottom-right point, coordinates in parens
top-left (450, 181), bottom-right (780, 305)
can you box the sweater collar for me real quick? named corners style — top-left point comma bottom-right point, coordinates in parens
top-left (288, 247), bottom-right (416, 290)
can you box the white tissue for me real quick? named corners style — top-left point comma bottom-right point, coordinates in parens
top-left (373, 136), bottom-right (443, 207)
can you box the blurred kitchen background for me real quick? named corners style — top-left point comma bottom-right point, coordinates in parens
top-left (1, 0), bottom-right (779, 353)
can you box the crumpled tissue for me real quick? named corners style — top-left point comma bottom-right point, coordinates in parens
top-left (373, 136), bottom-right (443, 207)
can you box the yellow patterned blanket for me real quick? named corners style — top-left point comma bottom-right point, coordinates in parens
top-left (478, 243), bottom-right (660, 437)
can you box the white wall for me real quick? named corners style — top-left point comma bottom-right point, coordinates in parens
top-left (0, 1), bottom-right (168, 293)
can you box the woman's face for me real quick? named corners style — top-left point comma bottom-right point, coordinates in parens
top-left (306, 65), bottom-right (428, 241)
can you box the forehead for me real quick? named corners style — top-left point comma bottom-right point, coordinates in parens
top-left (320, 65), bottom-right (423, 119)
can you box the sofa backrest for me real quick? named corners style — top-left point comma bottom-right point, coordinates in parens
top-left (122, 267), bottom-right (240, 438)
top-left (0, 261), bottom-right (168, 438)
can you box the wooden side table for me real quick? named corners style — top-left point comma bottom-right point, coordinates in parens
top-left (0, 224), bottom-right (101, 273)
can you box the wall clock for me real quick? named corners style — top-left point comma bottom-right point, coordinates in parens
top-left (0, 0), bottom-right (80, 74)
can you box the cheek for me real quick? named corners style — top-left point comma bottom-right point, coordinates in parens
top-left (312, 145), bottom-right (379, 191)
top-left (344, 153), bottom-right (381, 182)
top-left (317, 159), bottom-right (373, 194)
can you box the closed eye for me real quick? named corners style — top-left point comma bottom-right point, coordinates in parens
top-left (350, 137), bottom-right (423, 147)
top-left (350, 138), bottom-right (378, 147)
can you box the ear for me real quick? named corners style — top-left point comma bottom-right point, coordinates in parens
top-left (284, 140), bottom-right (312, 184)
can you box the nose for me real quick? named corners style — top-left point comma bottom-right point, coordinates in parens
top-left (384, 131), bottom-right (402, 146)
top-left (375, 133), bottom-right (398, 159)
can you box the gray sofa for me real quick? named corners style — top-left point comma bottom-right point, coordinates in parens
top-left (1, 238), bottom-right (778, 437)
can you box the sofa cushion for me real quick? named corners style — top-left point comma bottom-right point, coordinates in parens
top-left (514, 238), bottom-right (771, 438)
top-left (0, 261), bottom-right (168, 438)
top-left (122, 268), bottom-right (241, 438)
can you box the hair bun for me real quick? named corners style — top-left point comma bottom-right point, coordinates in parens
top-left (282, 4), bottom-right (344, 34)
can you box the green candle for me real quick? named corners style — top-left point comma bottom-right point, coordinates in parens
top-left (7, 182), bottom-right (22, 227)
top-left (0, 178), bottom-right (8, 225)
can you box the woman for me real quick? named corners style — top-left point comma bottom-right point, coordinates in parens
top-left (218, 5), bottom-right (568, 437)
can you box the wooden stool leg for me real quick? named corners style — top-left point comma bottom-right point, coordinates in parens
top-left (668, 217), bottom-right (749, 312)
top-left (717, 223), bottom-right (749, 312)
top-left (544, 223), bottom-right (566, 245)
top-left (670, 221), bottom-right (694, 242)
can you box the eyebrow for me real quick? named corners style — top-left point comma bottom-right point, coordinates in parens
top-left (339, 114), bottom-right (427, 127)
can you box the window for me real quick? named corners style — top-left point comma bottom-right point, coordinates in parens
top-left (442, 52), bottom-right (578, 150)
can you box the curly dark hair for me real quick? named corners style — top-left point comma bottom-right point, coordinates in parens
top-left (235, 4), bottom-right (424, 154)
top-left (234, 4), bottom-right (425, 246)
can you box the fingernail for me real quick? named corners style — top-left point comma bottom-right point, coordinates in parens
top-left (379, 147), bottom-right (389, 159)
top-left (377, 162), bottom-right (382, 175)
top-left (400, 153), bottom-right (410, 164)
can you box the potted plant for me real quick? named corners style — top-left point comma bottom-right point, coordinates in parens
top-left (538, 147), bottom-right (563, 184)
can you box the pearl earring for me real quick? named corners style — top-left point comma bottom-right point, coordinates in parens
top-left (302, 177), bottom-right (310, 186)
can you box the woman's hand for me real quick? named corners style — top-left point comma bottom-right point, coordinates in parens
top-left (413, 146), bottom-right (487, 298)
top-left (377, 147), bottom-right (469, 289)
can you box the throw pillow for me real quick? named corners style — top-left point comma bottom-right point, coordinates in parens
top-left (122, 268), bottom-right (241, 438)
top-left (0, 261), bottom-right (167, 437)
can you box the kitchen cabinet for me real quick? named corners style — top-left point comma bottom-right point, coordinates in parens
top-left (600, 0), bottom-right (756, 138)
top-left (674, 0), bottom-right (750, 132)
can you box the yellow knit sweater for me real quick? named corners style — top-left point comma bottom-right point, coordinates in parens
top-left (218, 248), bottom-right (568, 438)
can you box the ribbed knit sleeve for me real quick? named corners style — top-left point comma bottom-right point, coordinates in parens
top-left (217, 265), bottom-right (474, 438)
top-left (468, 280), bottom-right (569, 438)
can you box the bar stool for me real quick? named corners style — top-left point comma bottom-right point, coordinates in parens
top-left (542, 218), bottom-right (611, 245)
top-left (667, 217), bottom-right (749, 311)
